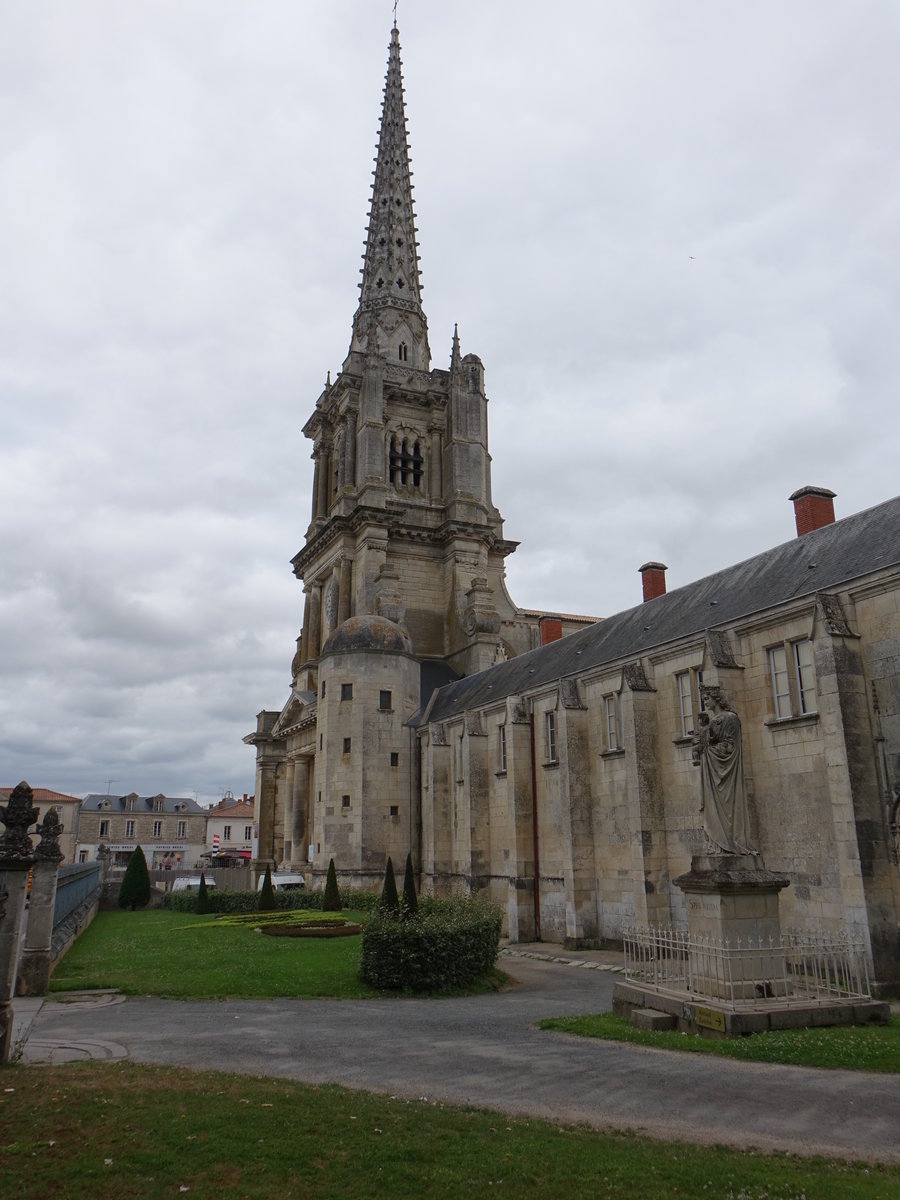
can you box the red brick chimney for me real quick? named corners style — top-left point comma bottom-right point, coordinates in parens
top-left (639, 562), bottom-right (667, 602)
top-left (789, 486), bottom-right (836, 536)
top-left (539, 616), bottom-right (563, 645)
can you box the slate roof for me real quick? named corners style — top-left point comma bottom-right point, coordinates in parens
top-left (81, 793), bottom-right (206, 815)
top-left (418, 494), bottom-right (900, 725)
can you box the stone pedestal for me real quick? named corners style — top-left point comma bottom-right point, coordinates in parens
top-left (17, 858), bottom-right (60, 996)
top-left (674, 854), bottom-right (791, 1001)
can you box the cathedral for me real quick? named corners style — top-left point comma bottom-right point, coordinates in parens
top-left (247, 23), bottom-right (900, 985)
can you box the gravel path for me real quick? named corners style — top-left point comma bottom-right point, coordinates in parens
top-left (22, 954), bottom-right (900, 1164)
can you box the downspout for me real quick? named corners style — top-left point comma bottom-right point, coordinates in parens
top-left (529, 705), bottom-right (541, 942)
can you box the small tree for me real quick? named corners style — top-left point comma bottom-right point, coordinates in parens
top-left (196, 871), bottom-right (210, 914)
top-left (258, 864), bottom-right (277, 911)
top-left (379, 856), bottom-right (400, 915)
top-left (401, 852), bottom-right (418, 918)
top-left (118, 845), bottom-right (151, 910)
top-left (322, 858), bottom-right (342, 911)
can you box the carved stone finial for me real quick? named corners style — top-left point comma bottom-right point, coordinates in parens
top-left (0, 780), bottom-right (38, 865)
top-left (34, 809), bottom-right (65, 863)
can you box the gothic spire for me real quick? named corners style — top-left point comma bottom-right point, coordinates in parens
top-left (350, 25), bottom-right (430, 369)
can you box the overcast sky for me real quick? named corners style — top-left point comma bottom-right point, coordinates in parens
top-left (2, 1), bottom-right (898, 806)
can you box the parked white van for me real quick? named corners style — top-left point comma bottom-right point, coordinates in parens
top-left (257, 872), bottom-right (306, 891)
top-left (172, 876), bottom-right (216, 892)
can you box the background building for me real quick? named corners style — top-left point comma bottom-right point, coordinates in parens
top-left (77, 792), bottom-right (208, 869)
top-left (204, 794), bottom-right (255, 866)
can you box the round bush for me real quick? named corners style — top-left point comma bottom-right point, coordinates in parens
top-left (360, 897), bottom-right (502, 992)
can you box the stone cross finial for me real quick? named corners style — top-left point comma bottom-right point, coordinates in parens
top-left (34, 810), bottom-right (65, 863)
top-left (0, 780), bottom-right (38, 865)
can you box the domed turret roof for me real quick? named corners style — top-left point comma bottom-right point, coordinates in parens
top-left (321, 614), bottom-right (414, 657)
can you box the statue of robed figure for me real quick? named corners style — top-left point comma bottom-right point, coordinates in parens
top-left (691, 685), bottom-right (754, 855)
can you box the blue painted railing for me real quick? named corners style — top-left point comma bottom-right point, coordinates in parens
top-left (53, 862), bottom-right (102, 928)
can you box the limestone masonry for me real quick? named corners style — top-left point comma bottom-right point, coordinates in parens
top-left (246, 23), bottom-right (900, 986)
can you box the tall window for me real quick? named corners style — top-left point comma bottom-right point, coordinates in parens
top-left (125, 820), bottom-right (135, 838)
top-left (379, 690), bottom-right (392, 710)
top-left (99, 819), bottom-right (109, 838)
top-left (244, 825), bottom-right (253, 840)
top-left (675, 669), bottom-right (704, 738)
top-left (769, 639), bottom-right (817, 719)
top-left (603, 694), bottom-right (621, 752)
top-left (223, 825), bottom-right (232, 841)
top-left (177, 821), bottom-right (186, 838)
top-left (388, 435), bottom-right (424, 488)
top-left (546, 711), bottom-right (558, 763)
top-left (152, 820), bottom-right (162, 838)
top-left (498, 723), bottom-right (507, 773)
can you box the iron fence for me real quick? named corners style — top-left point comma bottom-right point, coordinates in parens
top-left (623, 925), bottom-right (872, 1009)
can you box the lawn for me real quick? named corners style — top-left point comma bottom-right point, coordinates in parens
top-left (50, 909), bottom-right (379, 1000)
top-left (2, 1062), bottom-right (897, 1200)
top-left (539, 1012), bottom-right (900, 1073)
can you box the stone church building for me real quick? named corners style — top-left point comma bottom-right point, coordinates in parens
top-left (247, 24), bottom-right (900, 984)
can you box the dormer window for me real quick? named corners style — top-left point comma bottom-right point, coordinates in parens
top-left (398, 342), bottom-right (408, 362)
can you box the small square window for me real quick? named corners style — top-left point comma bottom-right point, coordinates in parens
top-left (341, 795), bottom-right (350, 809)
top-left (390, 751), bottom-right (399, 767)
top-left (379, 690), bottom-right (392, 710)
top-left (343, 737), bottom-right (352, 754)
top-left (389, 804), bottom-right (399, 817)
top-left (341, 683), bottom-right (353, 701)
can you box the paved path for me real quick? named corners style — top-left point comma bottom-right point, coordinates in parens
top-left (17, 950), bottom-right (900, 1164)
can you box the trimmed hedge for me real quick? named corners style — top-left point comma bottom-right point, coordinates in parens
top-left (163, 887), bottom-right (381, 915)
top-left (360, 897), bottom-right (502, 993)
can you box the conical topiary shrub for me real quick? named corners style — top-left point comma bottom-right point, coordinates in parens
top-left (118, 845), bottom-right (151, 910)
top-left (379, 856), bottom-right (400, 915)
top-left (401, 852), bottom-right (418, 918)
top-left (196, 871), bottom-right (210, 914)
top-left (322, 858), bottom-right (342, 912)
top-left (258, 864), bottom-right (277, 911)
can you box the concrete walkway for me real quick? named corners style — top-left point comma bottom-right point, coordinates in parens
top-left (15, 947), bottom-right (900, 1164)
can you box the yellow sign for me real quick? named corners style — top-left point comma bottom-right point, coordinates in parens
top-left (695, 1006), bottom-right (726, 1032)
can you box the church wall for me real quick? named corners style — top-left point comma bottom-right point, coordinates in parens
top-left (418, 575), bottom-right (900, 980)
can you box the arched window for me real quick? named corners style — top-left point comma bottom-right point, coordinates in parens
top-left (398, 342), bottom-right (408, 362)
top-left (387, 433), bottom-right (424, 491)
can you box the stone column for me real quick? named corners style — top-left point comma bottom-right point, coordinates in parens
top-left (283, 761), bottom-right (295, 863)
top-left (253, 761), bottom-right (278, 882)
top-left (17, 811), bottom-right (65, 996)
top-left (299, 588), bottom-right (312, 664)
top-left (316, 443), bottom-right (331, 518)
top-left (346, 410), bottom-right (358, 488)
top-left (0, 782), bottom-right (37, 1061)
top-left (338, 559), bottom-right (352, 624)
top-left (310, 456), bottom-right (321, 521)
top-left (308, 586), bottom-right (322, 659)
top-left (292, 760), bottom-right (310, 865)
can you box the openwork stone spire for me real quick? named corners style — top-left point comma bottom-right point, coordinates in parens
top-left (351, 25), bottom-right (430, 368)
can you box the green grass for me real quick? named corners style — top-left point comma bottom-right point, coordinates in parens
top-left (1, 1062), bottom-right (897, 1199)
top-left (539, 1012), bottom-right (900, 1072)
top-left (50, 909), bottom-right (379, 1000)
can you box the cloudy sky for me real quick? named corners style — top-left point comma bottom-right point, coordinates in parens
top-left (2, 1), bottom-right (898, 805)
